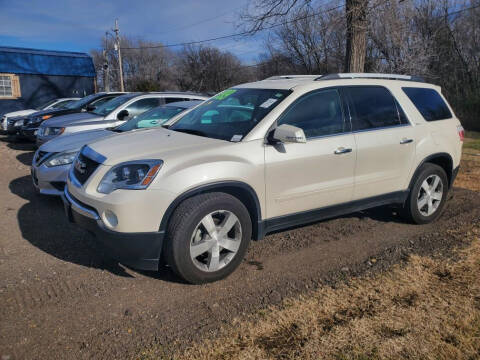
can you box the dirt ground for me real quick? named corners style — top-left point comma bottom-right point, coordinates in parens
top-left (0, 135), bottom-right (479, 360)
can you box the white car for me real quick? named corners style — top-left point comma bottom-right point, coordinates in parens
top-left (1, 98), bottom-right (79, 132)
top-left (63, 73), bottom-right (463, 284)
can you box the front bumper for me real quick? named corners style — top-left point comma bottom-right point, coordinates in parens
top-left (19, 127), bottom-right (38, 141)
top-left (62, 187), bottom-right (164, 271)
top-left (31, 163), bottom-right (69, 196)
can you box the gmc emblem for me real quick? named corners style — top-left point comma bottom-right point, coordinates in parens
top-left (74, 158), bottom-right (87, 174)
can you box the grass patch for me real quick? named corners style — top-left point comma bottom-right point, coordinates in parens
top-left (465, 131), bottom-right (480, 139)
top-left (464, 138), bottom-right (480, 151)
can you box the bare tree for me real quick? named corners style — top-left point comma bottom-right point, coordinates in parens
top-left (91, 36), bottom-right (178, 92)
top-left (345, 0), bottom-right (368, 72)
top-left (367, 0), bottom-right (434, 75)
top-left (176, 45), bottom-right (253, 94)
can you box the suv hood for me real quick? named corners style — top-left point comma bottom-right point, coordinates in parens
top-left (88, 128), bottom-right (223, 165)
top-left (41, 112), bottom-right (104, 128)
top-left (40, 129), bottom-right (114, 153)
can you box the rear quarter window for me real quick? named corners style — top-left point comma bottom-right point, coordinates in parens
top-left (402, 87), bottom-right (452, 121)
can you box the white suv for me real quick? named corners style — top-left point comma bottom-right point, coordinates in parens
top-left (62, 73), bottom-right (463, 284)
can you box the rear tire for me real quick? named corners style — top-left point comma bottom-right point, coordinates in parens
top-left (401, 163), bottom-right (448, 224)
top-left (165, 192), bottom-right (252, 284)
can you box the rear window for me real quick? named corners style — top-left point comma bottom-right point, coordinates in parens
top-left (402, 87), bottom-right (452, 121)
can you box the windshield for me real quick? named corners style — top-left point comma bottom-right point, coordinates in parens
top-left (169, 88), bottom-right (291, 141)
top-left (64, 93), bottom-right (101, 109)
top-left (114, 105), bottom-right (187, 132)
top-left (91, 94), bottom-right (137, 116)
top-left (37, 99), bottom-right (58, 110)
top-left (51, 99), bottom-right (74, 109)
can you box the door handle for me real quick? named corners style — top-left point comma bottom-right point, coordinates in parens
top-left (400, 138), bottom-right (414, 144)
top-left (334, 147), bottom-right (352, 155)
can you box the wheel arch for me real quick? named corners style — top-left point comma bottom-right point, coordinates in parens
top-left (159, 181), bottom-right (264, 240)
top-left (408, 152), bottom-right (454, 190)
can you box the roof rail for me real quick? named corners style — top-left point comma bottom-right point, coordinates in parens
top-left (315, 73), bottom-right (425, 82)
top-left (264, 75), bottom-right (321, 80)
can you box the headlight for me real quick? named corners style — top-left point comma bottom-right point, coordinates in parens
top-left (27, 117), bottom-right (41, 125)
top-left (44, 127), bottom-right (65, 136)
top-left (15, 119), bottom-right (24, 127)
top-left (45, 151), bottom-right (78, 167)
top-left (28, 114), bottom-right (52, 125)
top-left (97, 160), bottom-right (163, 194)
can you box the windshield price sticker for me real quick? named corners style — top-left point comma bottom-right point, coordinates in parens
top-left (260, 98), bottom-right (278, 108)
top-left (214, 89), bottom-right (237, 100)
top-left (231, 134), bottom-right (243, 142)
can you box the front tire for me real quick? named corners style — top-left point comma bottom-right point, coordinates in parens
top-left (165, 192), bottom-right (252, 284)
top-left (402, 163), bottom-right (448, 224)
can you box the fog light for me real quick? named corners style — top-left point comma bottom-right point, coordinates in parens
top-left (103, 210), bottom-right (118, 228)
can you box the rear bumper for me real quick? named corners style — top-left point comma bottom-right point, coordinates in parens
top-left (62, 188), bottom-right (164, 271)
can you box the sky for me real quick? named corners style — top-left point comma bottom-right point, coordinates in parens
top-left (0, 0), bottom-right (265, 63)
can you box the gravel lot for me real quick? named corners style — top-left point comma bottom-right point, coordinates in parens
top-left (1, 136), bottom-right (479, 360)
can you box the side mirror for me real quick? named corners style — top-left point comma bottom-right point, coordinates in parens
top-left (270, 124), bottom-right (306, 144)
top-left (117, 109), bottom-right (129, 120)
top-left (86, 105), bottom-right (96, 112)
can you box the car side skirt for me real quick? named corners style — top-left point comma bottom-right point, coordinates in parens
top-left (260, 190), bottom-right (409, 237)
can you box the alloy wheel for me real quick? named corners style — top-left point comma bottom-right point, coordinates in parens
top-left (189, 210), bottom-right (242, 272)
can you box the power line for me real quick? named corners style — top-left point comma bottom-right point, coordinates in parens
top-left (120, 2), bottom-right (345, 50)
top-left (220, 1), bottom-right (480, 73)
top-left (155, 4), bottom-right (245, 36)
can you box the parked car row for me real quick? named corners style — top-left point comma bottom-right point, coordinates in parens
top-left (3, 74), bottom-right (464, 285)
top-left (1, 97), bottom-right (80, 133)
top-left (2, 92), bottom-right (124, 137)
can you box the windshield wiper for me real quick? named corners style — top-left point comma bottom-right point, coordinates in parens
top-left (172, 128), bottom-right (208, 137)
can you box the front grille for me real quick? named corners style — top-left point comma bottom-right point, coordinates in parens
top-left (73, 152), bottom-right (100, 185)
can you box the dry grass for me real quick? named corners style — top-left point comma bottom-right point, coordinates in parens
top-left (163, 224), bottom-right (480, 360)
top-left (456, 133), bottom-right (480, 192)
top-left (139, 141), bottom-right (480, 360)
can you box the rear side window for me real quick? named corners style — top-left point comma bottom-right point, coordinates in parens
top-left (91, 96), bottom-right (115, 107)
top-left (125, 98), bottom-right (161, 113)
top-left (345, 86), bottom-right (406, 131)
top-left (402, 87), bottom-right (452, 121)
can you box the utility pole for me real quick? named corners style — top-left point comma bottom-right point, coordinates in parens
top-left (344, 0), bottom-right (368, 73)
top-left (114, 19), bottom-right (125, 92)
top-left (103, 33), bottom-right (110, 92)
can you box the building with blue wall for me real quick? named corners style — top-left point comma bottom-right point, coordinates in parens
top-left (0, 46), bottom-right (96, 116)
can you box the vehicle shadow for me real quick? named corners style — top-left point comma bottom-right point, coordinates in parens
top-left (9, 175), bottom-right (183, 282)
top-left (16, 151), bottom-right (35, 166)
top-left (0, 136), bottom-right (37, 165)
top-left (0, 135), bottom-right (36, 150)
top-left (10, 175), bottom-right (135, 277)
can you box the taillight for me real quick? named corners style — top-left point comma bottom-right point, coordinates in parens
top-left (457, 125), bottom-right (465, 142)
